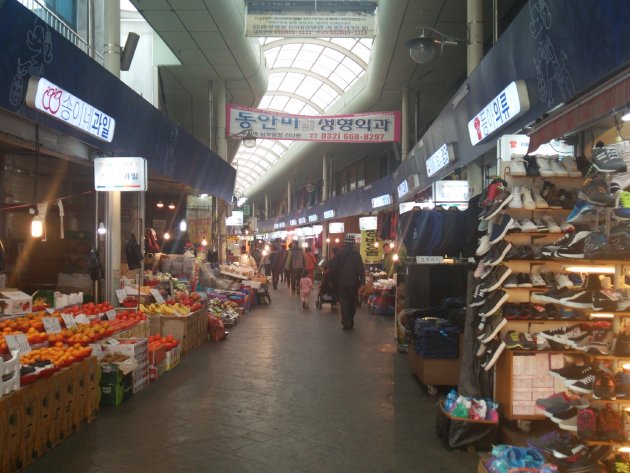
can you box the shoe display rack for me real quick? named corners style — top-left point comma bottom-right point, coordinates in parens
top-left (471, 149), bottom-right (630, 465)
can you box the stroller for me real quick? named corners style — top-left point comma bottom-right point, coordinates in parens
top-left (316, 267), bottom-right (338, 310)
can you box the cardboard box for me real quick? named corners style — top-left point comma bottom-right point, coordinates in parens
top-left (20, 383), bottom-right (40, 468)
top-left (100, 363), bottom-right (123, 385)
top-left (0, 397), bottom-right (8, 473)
top-left (100, 383), bottom-right (124, 407)
top-left (4, 390), bottom-right (23, 472)
top-left (165, 345), bottom-right (181, 371)
top-left (149, 361), bottom-right (166, 381)
top-left (149, 344), bottom-right (166, 365)
top-left (0, 289), bottom-right (32, 315)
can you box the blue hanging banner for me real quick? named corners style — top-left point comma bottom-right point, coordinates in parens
top-left (0, 0), bottom-right (235, 202)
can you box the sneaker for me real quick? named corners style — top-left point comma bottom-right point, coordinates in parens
top-left (504, 330), bottom-right (524, 349)
top-left (578, 176), bottom-right (614, 206)
top-left (502, 273), bottom-right (519, 288)
top-left (567, 199), bottom-right (597, 224)
top-left (520, 218), bottom-right (539, 232)
top-left (481, 338), bottom-right (506, 371)
top-left (577, 407), bottom-right (598, 440)
top-left (528, 431), bottom-right (576, 455)
top-left (550, 156), bottom-right (570, 177)
top-left (481, 240), bottom-right (512, 266)
top-left (471, 284), bottom-right (489, 307)
top-left (482, 179), bottom-right (505, 206)
top-left (539, 271), bottom-right (557, 286)
top-left (544, 303), bottom-right (560, 319)
top-left (530, 272), bottom-right (546, 287)
top-left (508, 186), bottom-right (523, 209)
top-left (532, 217), bottom-right (549, 232)
top-left (524, 154), bottom-right (541, 176)
top-left (561, 156), bottom-right (584, 177)
top-left (568, 373), bottom-right (596, 394)
top-left (536, 392), bottom-right (572, 411)
top-left (560, 290), bottom-right (594, 310)
top-left (538, 324), bottom-right (588, 345)
top-left (532, 187), bottom-right (549, 208)
top-left (555, 231), bottom-right (592, 259)
top-left (476, 235), bottom-right (492, 256)
top-left (592, 289), bottom-right (620, 312)
top-left (501, 302), bottom-right (521, 320)
top-left (583, 231), bottom-right (611, 260)
top-left (552, 188), bottom-right (577, 210)
top-left (568, 273), bottom-right (583, 286)
top-left (599, 403), bottom-right (625, 442)
top-left (532, 286), bottom-right (576, 304)
top-left (552, 406), bottom-right (578, 425)
top-left (517, 273), bottom-right (533, 287)
top-left (510, 157), bottom-right (527, 176)
top-left (521, 186), bottom-right (536, 210)
top-left (537, 155), bottom-right (555, 177)
top-left (489, 214), bottom-right (515, 244)
top-left (591, 146), bottom-right (628, 173)
top-left (478, 291), bottom-right (509, 319)
top-left (542, 214), bottom-right (561, 232)
top-left (562, 366), bottom-right (595, 386)
top-left (614, 191), bottom-right (630, 220)
top-left (615, 371), bottom-right (630, 399)
top-left (614, 331), bottom-right (630, 356)
top-left (483, 187), bottom-right (514, 220)
top-left (484, 265), bottom-right (512, 292)
top-left (560, 220), bottom-right (576, 233)
top-left (554, 273), bottom-right (574, 289)
top-left (550, 363), bottom-right (590, 382)
top-left (541, 232), bottom-right (575, 257)
top-left (593, 371), bottom-right (617, 400)
top-left (574, 330), bottom-right (614, 355)
top-left (474, 262), bottom-right (493, 280)
top-left (609, 231), bottom-right (630, 258)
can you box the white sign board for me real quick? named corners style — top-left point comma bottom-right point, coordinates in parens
top-left (415, 256), bottom-right (444, 264)
top-left (94, 157), bottom-right (147, 191)
top-left (42, 317), bottom-right (62, 333)
top-left (5, 334), bottom-right (31, 354)
top-left (25, 76), bottom-right (116, 142)
top-left (359, 216), bottom-right (377, 231)
top-left (289, 219), bottom-right (297, 226)
top-left (246, 14), bottom-right (376, 38)
top-left (498, 134), bottom-right (531, 161)
top-left (323, 210), bottom-right (335, 219)
top-left (298, 217), bottom-right (306, 224)
top-left (227, 104), bottom-right (400, 143)
top-left (150, 288), bottom-right (165, 304)
top-left (426, 144), bottom-right (455, 177)
top-left (61, 313), bottom-right (77, 328)
top-left (397, 180), bottom-right (409, 199)
top-left (371, 194), bottom-right (392, 209)
top-left (225, 211), bottom-right (244, 226)
top-left (329, 222), bottom-right (345, 234)
top-left (468, 80), bottom-right (530, 146)
top-left (434, 180), bottom-right (469, 202)
top-left (308, 214), bottom-right (318, 222)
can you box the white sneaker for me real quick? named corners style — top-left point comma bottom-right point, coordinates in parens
top-left (555, 273), bottom-right (573, 288)
top-left (541, 214), bottom-right (561, 232)
top-left (550, 156), bottom-right (569, 177)
top-left (476, 235), bottom-right (492, 256)
top-left (532, 217), bottom-right (549, 232)
top-left (521, 186), bottom-right (536, 210)
top-left (520, 218), bottom-right (538, 232)
top-left (508, 186), bottom-right (523, 208)
top-left (510, 156), bottom-right (527, 177)
top-left (561, 156), bottom-right (583, 177)
top-left (531, 188), bottom-right (549, 208)
top-left (530, 272), bottom-right (546, 287)
top-left (536, 156), bottom-right (555, 177)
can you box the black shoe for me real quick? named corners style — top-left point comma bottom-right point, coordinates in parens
top-left (578, 176), bottom-right (614, 206)
top-left (555, 231), bottom-right (591, 259)
top-left (477, 313), bottom-right (508, 343)
top-left (609, 232), bottom-right (630, 258)
top-left (524, 155), bottom-right (540, 176)
top-left (484, 265), bottom-right (512, 291)
top-left (549, 363), bottom-right (590, 382)
top-left (541, 233), bottom-right (575, 258)
top-left (592, 372), bottom-right (616, 400)
top-left (480, 338), bottom-right (506, 371)
top-left (478, 290), bottom-right (509, 318)
top-left (517, 273), bottom-right (533, 287)
top-left (532, 286), bottom-right (576, 304)
top-left (483, 189), bottom-right (514, 221)
top-left (591, 146), bottom-right (627, 173)
top-left (481, 240), bottom-right (512, 266)
top-left (471, 284), bottom-right (489, 307)
top-left (560, 290), bottom-right (594, 309)
top-left (592, 289), bottom-right (619, 311)
top-left (584, 231), bottom-right (611, 259)
top-left (488, 214), bottom-right (515, 243)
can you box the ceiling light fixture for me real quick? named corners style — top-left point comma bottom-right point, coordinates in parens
top-left (31, 212), bottom-right (43, 238)
top-left (163, 231), bottom-right (171, 240)
top-left (156, 200), bottom-right (164, 208)
top-left (97, 222), bottom-right (107, 235)
top-left (405, 27), bottom-right (464, 64)
top-left (168, 202), bottom-right (175, 210)
top-left (179, 219), bottom-right (187, 232)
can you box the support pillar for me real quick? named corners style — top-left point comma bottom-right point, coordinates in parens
top-left (265, 195), bottom-right (269, 219)
top-left (321, 153), bottom-right (330, 261)
top-left (103, 0), bottom-right (121, 303)
top-left (213, 80), bottom-right (229, 263)
top-left (401, 88), bottom-right (410, 160)
top-left (287, 180), bottom-right (292, 213)
top-left (467, 0), bottom-right (483, 76)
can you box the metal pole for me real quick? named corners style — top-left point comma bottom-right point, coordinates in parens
top-left (401, 88), bottom-right (409, 160)
top-left (467, 0), bottom-right (483, 75)
top-left (214, 80), bottom-right (228, 263)
top-left (88, 0), bottom-right (95, 59)
top-left (287, 180), bottom-right (292, 213)
top-left (492, 0), bottom-right (498, 44)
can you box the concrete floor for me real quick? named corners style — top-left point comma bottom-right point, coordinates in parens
top-left (25, 283), bottom-right (477, 473)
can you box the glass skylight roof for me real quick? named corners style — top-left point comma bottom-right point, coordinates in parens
top-left (233, 36), bottom-right (373, 195)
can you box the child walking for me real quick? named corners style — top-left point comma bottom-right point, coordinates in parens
top-left (299, 270), bottom-right (313, 309)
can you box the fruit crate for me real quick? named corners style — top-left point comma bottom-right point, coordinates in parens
top-left (165, 345), bottom-right (181, 371)
top-left (157, 310), bottom-right (206, 355)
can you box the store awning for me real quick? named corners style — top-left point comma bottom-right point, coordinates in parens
top-left (528, 68), bottom-right (630, 153)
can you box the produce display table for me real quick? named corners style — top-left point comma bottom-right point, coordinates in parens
top-left (0, 356), bottom-right (99, 472)
top-left (147, 308), bottom-right (207, 355)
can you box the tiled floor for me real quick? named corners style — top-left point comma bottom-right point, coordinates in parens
top-left (25, 283), bottom-right (477, 472)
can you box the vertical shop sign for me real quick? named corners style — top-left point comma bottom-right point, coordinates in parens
top-left (360, 230), bottom-right (381, 264)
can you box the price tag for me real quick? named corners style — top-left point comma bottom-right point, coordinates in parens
top-left (5, 334), bottom-right (31, 354)
top-left (415, 256), bottom-right (444, 264)
top-left (106, 338), bottom-right (119, 345)
top-left (115, 288), bottom-right (126, 303)
top-left (89, 343), bottom-right (104, 359)
top-left (75, 314), bottom-right (90, 325)
top-left (150, 288), bottom-right (165, 304)
top-left (126, 287), bottom-right (139, 296)
top-left (42, 317), bottom-right (62, 333)
top-left (46, 308), bottom-right (55, 314)
top-left (61, 313), bottom-right (77, 328)
top-left (105, 309), bottom-right (117, 321)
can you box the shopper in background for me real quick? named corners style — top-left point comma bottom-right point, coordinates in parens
top-left (285, 241), bottom-right (305, 294)
top-left (382, 241), bottom-right (395, 277)
top-left (239, 245), bottom-right (258, 271)
top-left (251, 245), bottom-right (262, 267)
top-left (328, 235), bottom-right (365, 330)
top-left (303, 246), bottom-right (317, 281)
top-left (299, 269), bottom-right (313, 309)
top-left (262, 247), bottom-right (272, 276)
top-left (271, 243), bottom-right (286, 289)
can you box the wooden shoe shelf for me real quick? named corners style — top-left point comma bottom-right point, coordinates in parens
top-left (489, 157), bottom-right (630, 445)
